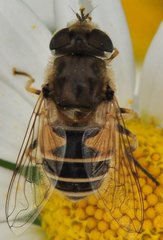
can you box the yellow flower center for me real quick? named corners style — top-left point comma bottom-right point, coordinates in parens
top-left (121, 0), bottom-right (163, 62)
top-left (41, 118), bottom-right (163, 240)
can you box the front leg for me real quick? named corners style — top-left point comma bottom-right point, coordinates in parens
top-left (13, 67), bottom-right (41, 95)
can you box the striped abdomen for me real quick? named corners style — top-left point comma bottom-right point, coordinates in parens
top-left (43, 129), bottom-right (111, 200)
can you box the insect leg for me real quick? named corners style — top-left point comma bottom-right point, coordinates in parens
top-left (107, 48), bottom-right (119, 62)
top-left (118, 124), bottom-right (137, 151)
top-left (132, 156), bottom-right (160, 186)
top-left (120, 108), bottom-right (134, 114)
top-left (118, 124), bottom-right (160, 186)
top-left (13, 67), bottom-right (41, 95)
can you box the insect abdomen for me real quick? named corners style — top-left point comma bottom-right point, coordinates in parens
top-left (43, 129), bottom-right (110, 200)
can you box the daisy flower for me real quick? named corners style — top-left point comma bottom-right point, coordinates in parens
top-left (0, 0), bottom-right (162, 239)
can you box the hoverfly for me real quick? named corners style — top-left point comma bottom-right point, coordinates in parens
top-left (6, 8), bottom-right (159, 236)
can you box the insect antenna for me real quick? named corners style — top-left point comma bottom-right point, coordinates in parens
top-left (79, 7), bottom-right (91, 21)
top-left (70, 7), bottom-right (93, 22)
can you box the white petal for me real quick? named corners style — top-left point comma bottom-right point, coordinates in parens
top-left (139, 22), bottom-right (163, 124)
top-left (0, 168), bottom-right (12, 221)
top-left (0, 0), bottom-right (52, 162)
top-left (22, 0), bottom-right (55, 31)
top-left (91, 0), bottom-right (135, 107)
top-left (0, 168), bottom-right (45, 239)
top-left (53, 0), bottom-right (81, 29)
top-left (0, 223), bottom-right (45, 240)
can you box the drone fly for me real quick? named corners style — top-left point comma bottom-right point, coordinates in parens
top-left (6, 8), bottom-right (159, 235)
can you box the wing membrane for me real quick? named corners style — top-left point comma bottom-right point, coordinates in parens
top-left (5, 95), bottom-right (66, 235)
top-left (82, 99), bottom-right (143, 233)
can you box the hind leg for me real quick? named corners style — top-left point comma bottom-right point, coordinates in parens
top-left (117, 123), bottom-right (160, 186)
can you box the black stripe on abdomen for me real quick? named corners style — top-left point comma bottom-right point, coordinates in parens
top-left (43, 159), bottom-right (109, 178)
top-left (43, 129), bottom-right (110, 199)
top-left (43, 158), bottom-right (110, 199)
top-left (53, 179), bottom-right (101, 192)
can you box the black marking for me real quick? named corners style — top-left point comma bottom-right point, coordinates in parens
top-left (120, 108), bottom-right (132, 114)
top-left (43, 129), bottom-right (111, 197)
top-left (118, 124), bottom-right (131, 136)
top-left (42, 84), bottom-right (50, 98)
top-left (105, 85), bottom-right (114, 101)
top-left (43, 159), bottom-right (110, 178)
top-left (53, 129), bottom-right (100, 158)
top-left (53, 179), bottom-right (102, 192)
top-left (29, 139), bottom-right (37, 150)
top-left (65, 130), bottom-right (84, 158)
top-left (52, 147), bottom-right (65, 158)
top-left (53, 127), bottom-right (66, 138)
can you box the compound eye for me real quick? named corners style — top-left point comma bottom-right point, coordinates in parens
top-left (88, 29), bottom-right (113, 53)
top-left (49, 28), bottom-right (70, 50)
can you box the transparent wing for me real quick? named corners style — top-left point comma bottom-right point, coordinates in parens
top-left (5, 94), bottom-right (66, 235)
top-left (82, 99), bottom-right (143, 233)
